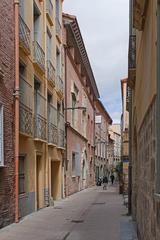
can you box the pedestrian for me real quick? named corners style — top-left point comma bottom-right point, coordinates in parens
top-left (103, 176), bottom-right (108, 190)
top-left (110, 174), bottom-right (115, 185)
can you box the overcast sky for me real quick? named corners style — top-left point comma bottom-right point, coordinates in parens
top-left (63, 0), bottom-right (129, 123)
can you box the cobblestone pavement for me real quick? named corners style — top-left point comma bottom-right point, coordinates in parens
top-left (0, 185), bottom-right (137, 240)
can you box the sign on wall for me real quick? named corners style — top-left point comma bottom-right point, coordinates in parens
top-left (95, 115), bottom-right (102, 124)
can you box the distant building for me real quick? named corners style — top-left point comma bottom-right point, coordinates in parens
top-left (121, 78), bottom-right (129, 192)
top-left (95, 100), bottom-right (112, 179)
top-left (107, 134), bottom-right (115, 171)
top-left (109, 124), bottom-right (121, 164)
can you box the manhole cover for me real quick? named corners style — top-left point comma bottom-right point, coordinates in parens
top-left (92, 202), bottom-right (106, 205)
top-left (54, 206), bottom-right (62, 209)
top-left (71, 220), bottom-right (84, 223)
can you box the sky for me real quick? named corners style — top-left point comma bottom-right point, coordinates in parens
top-left (63, 0), bottom-right (129, 123)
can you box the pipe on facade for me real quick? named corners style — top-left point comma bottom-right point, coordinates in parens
top-left (14, 0), bottom-right (20, 223)
top-left (64, 45), bottom-right (68, 197)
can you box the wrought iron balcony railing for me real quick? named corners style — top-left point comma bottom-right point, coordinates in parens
top-left (56, 75), bottom-right (63, 96)
top-left (129, 35), bottom-right (136, 69)
top-left (48, 104), bottom-right (58, 145)
top-left (33, 41), bottom-right (45, 72)
top-left (47, 60), bottom-right (55, 86)
top-left (128, 35), bottom-right (136, 89)
top-left (19, 15), bottom-right (31, 54)
top-left (57, 113), bottom-right (65, 148)
top-left (34, 91), bottom-right (47, 140)
top-left (56, 17), bottom-right (61, 39)
top-left (20, 75), bottom-right (33, 136)
top-left (46, 0), bottom-right (54, 25)
top-left (48, 123), bottom-right (58, 145)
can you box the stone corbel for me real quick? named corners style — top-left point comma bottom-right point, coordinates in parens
top-left (133, 0), bottom-right (148, 31)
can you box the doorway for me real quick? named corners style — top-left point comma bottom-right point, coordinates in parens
top-left (36, 155), bottom-right (43, 210)
top-left (51, 161), bottom-right (61, 200)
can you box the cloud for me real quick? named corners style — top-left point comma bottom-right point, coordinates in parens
top-left (64, 0), bottom-right (129, 123)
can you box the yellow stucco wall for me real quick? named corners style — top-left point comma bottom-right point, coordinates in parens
top-left (134, 1), bottom-right (157, 131)
top-left (19, 0), bottom-right (64, 213)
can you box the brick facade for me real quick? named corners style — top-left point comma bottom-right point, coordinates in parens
top-left (0, 0), bottom-right (15, 228)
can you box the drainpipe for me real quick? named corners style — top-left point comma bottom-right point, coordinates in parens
top-left (14, 0), bottom-right (20, 223)
top-left (64, 45), bottom-right (68, 197)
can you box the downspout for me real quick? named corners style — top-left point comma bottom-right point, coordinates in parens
top-left (64, 45), bottom-right (68, 197)
top-left (14, 0), bottom-right (20, 223)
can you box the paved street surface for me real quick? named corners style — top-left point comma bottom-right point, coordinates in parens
top-left (0, 185), bottom-right (137, 240)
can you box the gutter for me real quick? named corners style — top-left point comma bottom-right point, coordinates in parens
top-left (14, 0), bottom-right (20, 223)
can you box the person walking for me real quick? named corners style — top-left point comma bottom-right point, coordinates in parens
top-left (110, 174), bottom-right (115, 185)
top-left (103, 176), bottom-right (108, 190)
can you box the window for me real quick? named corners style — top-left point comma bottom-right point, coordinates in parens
top-left (19, 156), bottom-right (26, 194)
top-left (72, 152), bottom-right (76, 176)
top-left (56, 48), bottom-right (61, 76)
top-left (56, 0), bottom-right (60, 19)
top-left (47, 29), bottom-right (52, 61)
top-left (72, 93), bottom-right (76, 127)
top-left (34, 2), bottom-right (41, 43)
top-left (0, 105), bottom-right (4, 167)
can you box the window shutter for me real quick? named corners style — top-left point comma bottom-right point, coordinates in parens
top-left (0, 105), bottom-right (4, 166)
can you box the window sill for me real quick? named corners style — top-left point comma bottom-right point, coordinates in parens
top-left (19, 193), bottom-right (28, 199)
top-left (154, 193), bottom-right (160, 201)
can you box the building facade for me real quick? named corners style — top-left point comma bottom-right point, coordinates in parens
top-left (95, 100), bottom-right (112, 179)
top-left (109, 124), bottom-right (121, 164)
top-left (128, 1), bottom-right (159, 239)
top-left (0, 0), bottom-right (15, 228)
top-left (121, 78), bottom-right (129, 192)
top-left (19, 0), bottom-right (65, 218)
top-left (63, 14), bottom-right (100, 196)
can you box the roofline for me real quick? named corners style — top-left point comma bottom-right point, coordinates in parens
top-left (63, 13), bottom-right (100, 99)
top-left (96, 99), bottom-right (113, 124)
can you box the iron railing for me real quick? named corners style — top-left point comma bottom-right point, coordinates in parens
top-left (129, 35), bottom-right (136, 69)
top-left (34, 91), bottom-right (47, 140)
top-left (19, 15), bottom-right (31, 54)
top-left (56, 17), bottom-right (61, 38)
top-left (20, 75), bottom-right (33, 136)
top-left (48, 104), bottom-right (58, 145)
top-left (56, 75), bottom-right (63, 95)
top-left (46, 0), bottom-right (53, 22)
top-left (47, 60), bottom-right (55, 86)
top-left (57, 113), bottom-right (65, 148)
top-left (33, 41), bottom-right (45, 71)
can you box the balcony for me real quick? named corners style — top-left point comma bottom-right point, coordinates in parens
top-left (128, 35), bottom-right (136, 89)
top-left (19, 15), bottom-right (31, 55)
top-left (34, 92), bottom-right (47, 141)
top-left (46, 0), bottom-right (54, 26)
top-left (56, 75), bottom-right (64, 97)
top-left (57, 113), bottom-right (65, 148)
top-left (126, 85), bottom-right (130, 111)
top-left (48, 104), bottom-right (58, 145)
top-left (56, 17), bottom-right (61, 41)
top-left (47, 60), bottom-right (55, 87)
top-left (33, 41), bottom-right (45, 73)
top-left (20, 75), bottom-right (33, 136)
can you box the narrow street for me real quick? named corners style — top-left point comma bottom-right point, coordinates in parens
top-left (0, 185), bottom-right (137, 240)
